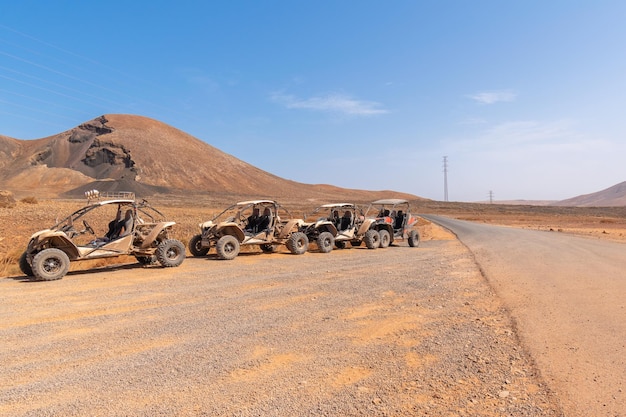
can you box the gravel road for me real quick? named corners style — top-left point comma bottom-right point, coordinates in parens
top-left (0, 232), bottom-right (562, 416)
top-left (425, 215), bottom-right (626, 417)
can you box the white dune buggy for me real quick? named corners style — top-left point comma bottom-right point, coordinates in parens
top-left (365, 199), bottom-right (421, 248)
top-left (19, 190), bottom-right (186, 281)
top-left (301, 203), bottom-right (386, 251)
top-left (189, 200), bottom-right (309, 260)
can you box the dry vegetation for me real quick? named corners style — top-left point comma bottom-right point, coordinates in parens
top-left (3, 195), bottom-right (626, 278)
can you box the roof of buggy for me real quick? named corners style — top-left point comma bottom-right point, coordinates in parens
top-left (319, 203), bottom-right (356, 208)
top-left (370, 199), bottom-right (409, 205)
top-left (235, 200), bottom-right (277, 205)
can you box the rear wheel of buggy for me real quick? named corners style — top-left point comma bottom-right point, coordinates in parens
top-left (156, 239), bottom-right (186, 267)
top-left (216, 235), bottom-right (240, 260)
top-left (32, 248), bottom-right (70, 281)
top-left (287, 232), bottom-right (309, 255)
top-left (189, 234), bottom-right (209, 256)
top-left (408, 230), bottom-right (421, 247)
top-left (378, 229), bottom-right (391, 248)
top-left (364, 229), bottom-right (380, 249)
top-left (317, 232), bottom-right (334, 253)
top-left (19, 251), bottom-right (34, 276)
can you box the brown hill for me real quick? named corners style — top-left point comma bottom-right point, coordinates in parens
top-left (552, 181), bottom-right (626, 207)
top-left (0, 114), bottom-right (420, 202)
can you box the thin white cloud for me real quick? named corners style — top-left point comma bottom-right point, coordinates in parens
top-left (270, 92), bottom-right (388, 115)
top-left (446, 119), bottom-right (584, 152)
top-left (468, 90), bottom-right (517, 104)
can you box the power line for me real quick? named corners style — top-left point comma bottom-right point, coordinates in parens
top-left (442, 156), bottom-right (449, 202)
top-left (0, 23), bottom-right (206, 137)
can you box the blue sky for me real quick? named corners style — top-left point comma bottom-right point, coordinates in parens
top-left (1, 1), bottom-right (625, 202)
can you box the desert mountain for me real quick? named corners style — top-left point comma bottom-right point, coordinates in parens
top-left (552, 181), bottom-right (626, 207)
top-left (0, 114), bottom-right (419, 202)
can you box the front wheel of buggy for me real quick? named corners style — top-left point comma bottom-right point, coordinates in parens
top-left (32, 248), bottom-right (70, 281)
top-left (408, 230), bottom-right (421, 247)
top-left (156, 239), bottom-right (186, 267)
top-left (19, 251), bottom-right (34, 276)
top-left (189, 234), bottom-right (209, 256)
top-left (216, 235), bottom-right (240, 260)
top-left (364, 229), bottom-right (380, 249)
top-left (317, 232), bottom-right (334, 253)
top-left (287, 232), bottom-right (309, 255)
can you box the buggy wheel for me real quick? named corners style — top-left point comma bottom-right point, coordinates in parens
top-left (364, 229), bottom-right (380, 249)
top-left (216, 235), bottom-right (240, 260)
top-left (32, 248), bottom-right (70, 281)
top-left (189, 234), bottom-right (209, 257)
top-left (408, 230), bottom-right (421, 247)
top-left (317, 232), bottom-right (334, 253)
top-left (136, 255), bottom-right (157, 265)
top-left (156, 239), bottom-right (186, 267)
top-left (335, 240), bottom-right (346, 249)
top-left (19, 251), bottom-right (34, 277)
top-left (260, 243), bottom-right (277, 253)
top-left (378, 229), bottom-right (391, 248)
top-left (286, 232), bottom-right (309, 255)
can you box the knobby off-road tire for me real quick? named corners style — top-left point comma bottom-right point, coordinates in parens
top-left (189, 234), bottom-right (209, 257)
top-left (136, 255), bottom-right (157, 265)
top-left (32, 248), bottom-right (70, 281)
top-left (364, 229), bottom-right (381, 249)
top-left (216, 235), bottom-right (240, 260)
top-left (408, 230), bottom-right (421, 247)
top-left (260, 244), bottom-right (277, 253)
top-left (317, 232), bottom-right (334, 253)
top-left (378, 229), bottom-right (391, 248)
top-left (286, 232), bottom-right (309, 255)
top-left (19, 251), bottom-right (34, 277)
top-left (156, 239), bottom-right (186, 267)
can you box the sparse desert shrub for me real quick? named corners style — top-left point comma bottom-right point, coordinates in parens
top-left (0, 245), bottom-right (23, 278)
top-left (0, 190), bottom-right (16, 208)
top-left (20, 196), bottom-right (38, 204)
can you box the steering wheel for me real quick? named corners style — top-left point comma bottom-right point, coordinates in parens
top-left (83, 220), bottom-right (95, 235)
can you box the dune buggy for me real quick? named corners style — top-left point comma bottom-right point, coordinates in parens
top-left (189, 200), bottom-right (309, 260)
top-left (365, 199), bottom-right (420, 248)
top-left (301, 203), bottom-right (385, 251)
top-left (19, 190), bottom-right (186, 281)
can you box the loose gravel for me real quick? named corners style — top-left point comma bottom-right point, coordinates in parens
top-left (0, 237), bottom-right (562, 416)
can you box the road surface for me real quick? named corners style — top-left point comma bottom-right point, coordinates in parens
top-left (424, 215), bottom-right (625, 417)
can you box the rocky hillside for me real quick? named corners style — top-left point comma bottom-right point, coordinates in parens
top-left (0, 114), bottom-right (419, 202)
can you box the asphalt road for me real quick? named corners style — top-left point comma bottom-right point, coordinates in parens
top-left (423, 215), bottom-right (626, 417)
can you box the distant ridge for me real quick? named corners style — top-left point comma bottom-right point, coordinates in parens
top-left (0, 114), bottom-right (420, 202)
top-left (552, 181), bottom-right (626, 207)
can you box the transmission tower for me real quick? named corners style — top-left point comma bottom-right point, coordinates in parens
top-left (488, 190), bottom-right (494, 204)
top-left (443, 156), bottom-right (449, 202)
